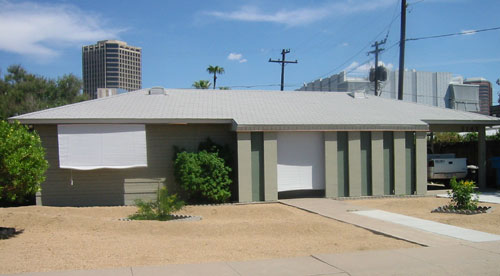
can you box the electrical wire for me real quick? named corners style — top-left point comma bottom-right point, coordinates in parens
top-left (406, 26), bottom-right (500, 41)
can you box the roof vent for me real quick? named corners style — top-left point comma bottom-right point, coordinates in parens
top-left (350, 90), bottom-right (367, 99)
top-left (149, 86), bottom-right (166, 95)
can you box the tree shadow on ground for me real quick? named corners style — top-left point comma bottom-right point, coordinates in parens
top-left (0, 227), bottom-right (24, 240)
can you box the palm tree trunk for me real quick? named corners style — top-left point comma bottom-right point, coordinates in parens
top-left (213, 73), bottom-right (217, 89)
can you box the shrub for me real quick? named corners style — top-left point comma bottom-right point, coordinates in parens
top-left (0, 121), bottom-right (48, 204)
top-left (447, 177), bottom-right (479, 210)
top-left (198, 137), bottom-right (234, 167)
top-left (174, 150), bottom-right (232, 203)
top-left (129, 187), bottom-right (184, 221)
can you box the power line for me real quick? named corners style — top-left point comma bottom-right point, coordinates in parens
top-left (305, 1), bottom-right (401, 83)
top-left (406, 26), bottom-right (500, 41)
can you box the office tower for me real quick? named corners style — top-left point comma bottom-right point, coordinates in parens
top-left (82, 40), bottom-right (141, 99)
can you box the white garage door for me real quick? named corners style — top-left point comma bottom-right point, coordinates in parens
top-left (277, 132), bottom-right (325, 192)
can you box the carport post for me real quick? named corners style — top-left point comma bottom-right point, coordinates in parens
top-left (478, 126), bottom-right (486, 189)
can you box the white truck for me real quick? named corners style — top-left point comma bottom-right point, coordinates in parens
top-left (427, 154), bottom-right (468, 182)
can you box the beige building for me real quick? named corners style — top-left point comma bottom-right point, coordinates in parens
top-left (9, 88), bottom-right (500, 206)
top-left (82, 40), bottom-right (142, 99)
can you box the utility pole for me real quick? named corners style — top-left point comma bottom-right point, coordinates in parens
top-left (368, 38), bottom-right (386, 96)
top-left (269, 49), bottom-right (298, 91)
top-left (397, 0), bottom-right (407, 100)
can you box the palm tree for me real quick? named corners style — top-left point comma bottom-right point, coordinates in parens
top-left (206, 65), bottom-right (225, 89)
top-left (192, 80), bottom-right (211, 89)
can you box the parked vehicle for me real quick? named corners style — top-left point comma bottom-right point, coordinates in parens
top-left (427, 154), bottom-right (467, 182)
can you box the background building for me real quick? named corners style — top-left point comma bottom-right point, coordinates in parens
top-left (298, 70), bottom-right (484, 113)
top-left (463, 78), bottom-right (492, 115)
top-left (82, 40), bottom-right (142, 99)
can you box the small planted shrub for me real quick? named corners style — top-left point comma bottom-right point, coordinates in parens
top-left (447, 177), bottom-right (479, 210)
top-left (0, 121), bottom-right (48, 205)
top-left (129, 187), bottom-right (184, 221)
top-left (174, 150), bottom-right (232, 203)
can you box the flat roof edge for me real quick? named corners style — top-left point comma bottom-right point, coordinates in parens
top-left (235, 124), bottom-right (429, 132)
top-left (9, 118), bottom-right (235, 125)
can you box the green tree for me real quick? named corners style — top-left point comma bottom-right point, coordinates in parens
top-left (0, 65), bottom-right (89, 120)
top-left (192, 80), bottom-right (211, 89)
top-left (0, 121), bottom-right (48, 204)
top-left (206, 65), bottom-right (225, 89)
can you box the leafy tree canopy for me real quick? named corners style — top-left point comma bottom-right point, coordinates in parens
top-left (0, 65), bottom-right (88, 120)
top-left (0, 121), bottom-right (48, 204)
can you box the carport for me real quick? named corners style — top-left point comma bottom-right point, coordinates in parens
top-left (427, 122), bottom-right (494, 189)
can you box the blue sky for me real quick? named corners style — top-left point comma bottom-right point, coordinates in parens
top-left (0, 0), bottom-right (499, 103)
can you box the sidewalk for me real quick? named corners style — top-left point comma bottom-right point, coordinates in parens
top-left (9, 242), bottom-right (500, 276)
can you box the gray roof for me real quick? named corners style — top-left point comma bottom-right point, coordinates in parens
top-left (10, 88), bottom-right (500, 131)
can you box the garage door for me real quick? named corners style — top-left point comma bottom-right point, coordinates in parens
top-left (277, 132), bottom-right (325, 192)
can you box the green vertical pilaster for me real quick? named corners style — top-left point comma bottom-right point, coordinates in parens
top-left (237, 132), bottom-right (252, 202)
top-left (415, 131), bottom-right (427, 195)
top-left (383, 132), bottom-right (394, 195)
top-left (325, 132), bottom-right (338, 198)
top-left (360, 132), bottom-right (372, 196)
top-left (405, 132), bottom-right (416, 194)
top-left (337, 132), bottom-right (349, 197)
top-left (251, 132), bottom-right (264, 201)
top-left (371, 132), bottom-right (384, 196)
top-left (394, 131), bottom-right (406, 195)
top-left (263, 132), bottom-right (278, 201)
top-left (348, 131), bottom-right (361, 197)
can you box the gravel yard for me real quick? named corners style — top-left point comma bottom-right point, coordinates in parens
top-left (0, 203), bottom-right (417, 274)
top-left (350, 196), bottom-right (500, 235)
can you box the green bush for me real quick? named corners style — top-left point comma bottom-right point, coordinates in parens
top-left (447, 177), bottom-right (479, 210)
top-left (174, 150), bottom-right (232, 203)
top-left (129, 187), bottom-right (184, 221)
top-left (197, 137), bottom-right (234, 167)
top-left (0, 121), bottom-right (48, 204)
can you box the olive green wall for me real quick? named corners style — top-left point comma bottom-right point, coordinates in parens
top-left (35, 124), bottom-right (235, 206)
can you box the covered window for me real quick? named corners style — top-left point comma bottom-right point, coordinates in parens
top-left (58, 124), bottom-right (147, 170)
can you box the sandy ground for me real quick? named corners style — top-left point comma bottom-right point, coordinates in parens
top-left (0, 203), bottom-right (416, 274)
top-left (350, 197), bottom-right (500, 235)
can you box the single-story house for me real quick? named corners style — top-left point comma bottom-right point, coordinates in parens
top-left (9, 88), bottom-right (500, 206)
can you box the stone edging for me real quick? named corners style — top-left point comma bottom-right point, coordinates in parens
top-left (431, 205), bottom-right (492, 215)
top-left (119, 214), bottom-right (202, 222)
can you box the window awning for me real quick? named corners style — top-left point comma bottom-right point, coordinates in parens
top-left (58, 124), bottom-right (147, 170)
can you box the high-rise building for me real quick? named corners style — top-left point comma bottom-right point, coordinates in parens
top-left (82, 40), bottom-right (142, 99)
top-left (463, 78), bottom-right (492, 115)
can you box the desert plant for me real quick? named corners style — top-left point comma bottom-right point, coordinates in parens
top-left (129, 187), bottom-right (184, 221)
top-left (447, 177), bottom-right (479, 210)
top-left (174, 150), bottom-right (232, 203)
top-left (0, 121), bottom-right (48, 204)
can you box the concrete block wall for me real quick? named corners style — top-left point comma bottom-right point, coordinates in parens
top-left (237, 130), bottom-right (427, 202)
top-left (36, 124), bottom-right (235, 206)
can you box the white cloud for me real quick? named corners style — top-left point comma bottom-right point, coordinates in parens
top-left (206, 0), bottom-right (394, 26)
top-left (344, 60), bottom-right (394, 76)
top-left (227, 52), bottom-right (247, 63)
top-left (0, 1), bottom-right (125, 59)
top-left (228, 53), bottom-right (243, 60)
top-left (341, 42), bottom-right (349, 47)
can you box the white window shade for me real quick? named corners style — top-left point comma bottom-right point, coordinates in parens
top-left (58, 124), bottom-right (147, 170)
